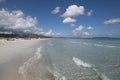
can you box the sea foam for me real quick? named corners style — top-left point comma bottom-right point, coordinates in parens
top-left (73, 57), bottom-right (92, 68)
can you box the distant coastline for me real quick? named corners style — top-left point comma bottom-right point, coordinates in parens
top-left (53, 36), bottom-right (120, 39)
top-left (0, 33), bottom-right (52, 40)
top-left (0, 33), bottom-right (120, 40)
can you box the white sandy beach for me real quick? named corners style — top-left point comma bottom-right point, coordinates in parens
top-left (0, 39), bottom-right (40, 64)
top-left (0, 39), bottom-right (54, 80)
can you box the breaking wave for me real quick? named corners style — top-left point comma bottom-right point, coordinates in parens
top-left (73, 57), bottom-right (92, 68)
top-left (73, 57), bottom-right (111, 80)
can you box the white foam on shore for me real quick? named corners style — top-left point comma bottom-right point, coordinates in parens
top-left (18, 47), bottom-right (42, 74)
top-left (73, 57), bottom-right (92, 68)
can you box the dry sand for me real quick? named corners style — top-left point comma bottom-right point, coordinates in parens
top-left (0, 39), bottom-right (55, 80)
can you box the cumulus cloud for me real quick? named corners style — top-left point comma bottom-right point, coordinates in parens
top-left (0, 31), bottom-right (12, 34)
top-left (44, 29), bottom-right (62, 37)
top-left (45, 29), bottom-right (54, 36)
top-left (73, 25), bottom-right (93, 36)
top-left (73, 25), bottom-right (84, 35)
top-left (61, 5), bottom-right (93, 27)
top-left (87, 10), bottom-right (93, 16)
top-left (104, 18), bottom-right (120, 24)
top-left (61, 5), bottom-right (87, 27)
top-left (0, 8), bottom-right (42, 34)
top-left (51, 7), bottom-right (61, 14)
top-left (87, 26), bottom-right (94, 30)
top-left (83, 32), bottom-right (89, 36)
top-left (61, 5), bottom-right (85, 17)
top-left (0, 8), bottom-right (37, 29)
top-left (70, 23), bottom-right (75, 27)
top-left (74, 25), bottom-right (84, 31)
top-left (62, 17), bottom-right (76, 24)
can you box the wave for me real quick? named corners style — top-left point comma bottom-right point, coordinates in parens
top-left (73, 57), bottom-right (111, 80)
top-left (18, 47), bottom-right (42, 74)
top-left (94, 44), bottom-right (116, 48)
top-left (71, 41), bottom-right (119, 48)
top-left (73, 57), bottom-right (92, 68)
top-left (47, 65), bottom-right (67, 80)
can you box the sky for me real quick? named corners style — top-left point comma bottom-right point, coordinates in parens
top-left (0, 0), bottom-right (120, 37)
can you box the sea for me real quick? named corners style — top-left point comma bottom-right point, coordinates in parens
top-left (40, 38), bottom-right (120, 80)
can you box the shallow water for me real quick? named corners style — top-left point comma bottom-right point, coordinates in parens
top-left (41, 38), bottom-right (120, 80)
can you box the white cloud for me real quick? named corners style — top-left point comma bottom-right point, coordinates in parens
top-left (104, 18), bottom-right (120, 24)
top-left (0, 8), bottom-right (37, 29)
top-left (45, 29), bottom-right (54, 36)
top-left (83, 32), bottom-right (89, 36)
top-left (87, 10), bottom-right (93, 16)
top-left (73, 25), bottom-right (84, 35)
top-left (0, 31), bottom-right (12, 34)
top-left (87, 26), bottom-right (94, 30)
top-left (0, 8), bottom-right (43, 34)
top-left (61, 5), bottom-right (85, 17)
top-left (23, 29), bottom-right (31, 33)
top-left (70, 23), bottom-right (75, 27)
top-left (62, 17), bottom-right (76, 24)
top-left (45, 29), bottom-right (62, 37)
top-left (61, 5), bottom-right (93, 27)
top-left (74, 25), bottom-right (84, 31)
top-left (73, 25), bottom-right (93, 36)
top-left (51, 7), bottom-right (61, 14)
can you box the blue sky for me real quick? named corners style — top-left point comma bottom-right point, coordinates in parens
top-left (0, 0), bottom-right (120, 37)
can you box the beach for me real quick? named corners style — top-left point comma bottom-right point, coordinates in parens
top-left (0, 39), bottom-right (54, 80)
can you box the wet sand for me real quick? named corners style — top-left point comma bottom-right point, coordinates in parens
top-left (0, 39), bottom-right (55, 80)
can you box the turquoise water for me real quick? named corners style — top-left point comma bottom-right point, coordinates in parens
top-left (41, 38), bottom-right (120, 80)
